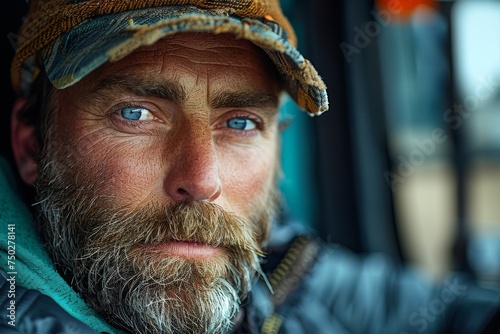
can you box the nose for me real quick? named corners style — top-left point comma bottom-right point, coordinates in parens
top-left (164, 124), bottom-right (222, 203)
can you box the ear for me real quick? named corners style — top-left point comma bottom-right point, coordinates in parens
top-left (11, 98), bottom-right (39, 185)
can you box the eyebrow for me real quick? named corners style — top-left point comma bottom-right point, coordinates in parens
top-left (211, 91), bottom-right (279, 110)
top-left (91, 75), bottom-right (186, 104)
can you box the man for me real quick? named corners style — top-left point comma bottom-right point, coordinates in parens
top-left (1, 1), bottom-right (499, 333)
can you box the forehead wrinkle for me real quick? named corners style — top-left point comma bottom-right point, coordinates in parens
top-left (90, 75), bottom-right (186, 104)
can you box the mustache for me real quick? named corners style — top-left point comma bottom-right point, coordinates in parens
top-left (78, 200), bottom-right (264, 259)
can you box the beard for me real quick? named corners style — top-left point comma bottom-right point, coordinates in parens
top-left (33, 135), bottom-right (279, 333)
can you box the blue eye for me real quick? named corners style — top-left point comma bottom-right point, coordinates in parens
top-left (226, 118), bottom-right (256, 130)
top-left (120, 107), bottom-right (154, 121)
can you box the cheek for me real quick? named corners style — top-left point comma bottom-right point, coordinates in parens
top-left (219, 145), bottom-right (277, 214)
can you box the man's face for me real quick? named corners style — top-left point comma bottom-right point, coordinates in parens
top-left (34, 33), bottom-right (282, 333)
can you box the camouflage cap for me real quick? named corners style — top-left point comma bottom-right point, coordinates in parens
top-left (11, 0), bottom-right (329, 115)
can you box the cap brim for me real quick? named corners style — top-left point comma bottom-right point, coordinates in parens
top-left (39, 6), bottom-right (328, 115)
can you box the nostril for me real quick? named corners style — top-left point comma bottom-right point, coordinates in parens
top-left (177, 188), bottom-right (189, 196)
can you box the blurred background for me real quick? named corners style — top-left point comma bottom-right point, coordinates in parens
top-left (3, 0), bottom-right (500, 287)
top-left (279, 0), bottom-right (500, 287)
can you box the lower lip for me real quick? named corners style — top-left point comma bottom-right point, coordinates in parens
top-left (138, 242), bottom-right (223, 259)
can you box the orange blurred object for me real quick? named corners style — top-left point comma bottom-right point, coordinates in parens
top-left (376, 0), bottom-right (438, 20)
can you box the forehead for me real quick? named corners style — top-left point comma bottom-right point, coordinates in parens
top-left (146, 32), bottom-right (275, 65)
top-left (83, 32), bottom-right (283, 93)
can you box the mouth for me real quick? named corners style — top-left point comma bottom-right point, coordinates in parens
top-left (135, 241), bottom-right (225, 259)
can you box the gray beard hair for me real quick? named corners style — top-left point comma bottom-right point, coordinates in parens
top-left (33, 145), bottom-right (277, 334)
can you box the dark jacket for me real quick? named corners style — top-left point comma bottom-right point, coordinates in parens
top-left (232, 222), bottom-right (500, 334)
